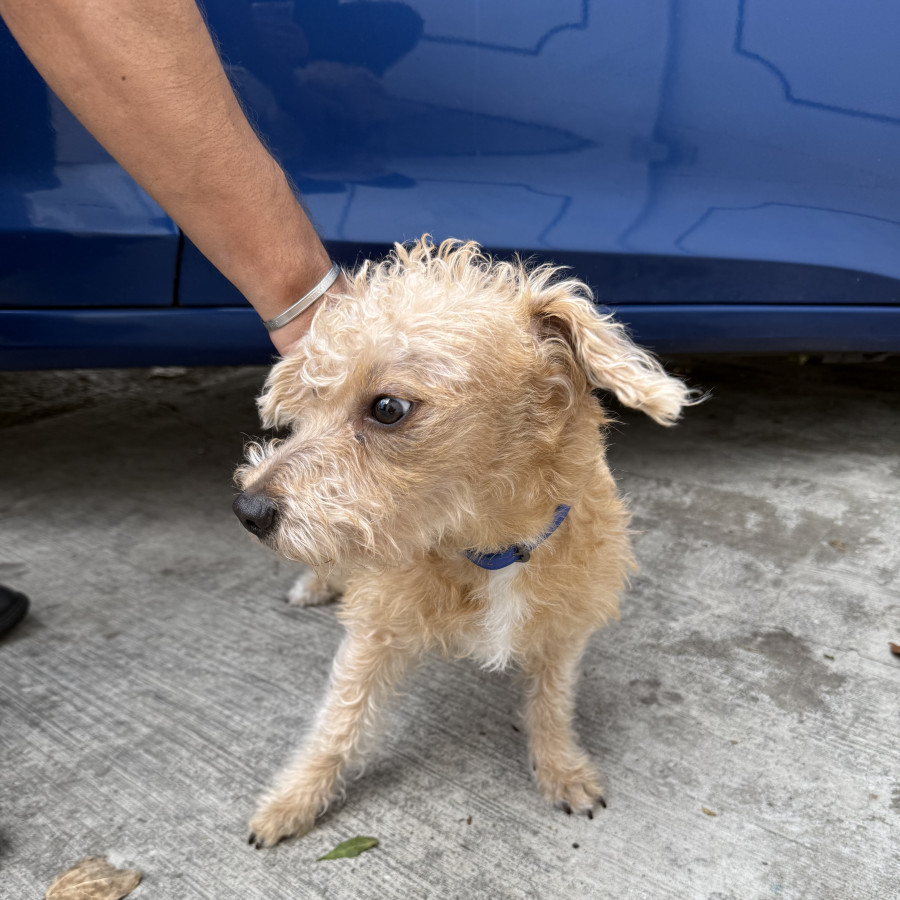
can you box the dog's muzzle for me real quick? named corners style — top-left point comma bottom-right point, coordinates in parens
top-left (233, 491), bottom-right (277, 540)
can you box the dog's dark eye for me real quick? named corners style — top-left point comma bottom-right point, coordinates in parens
top-left (371, 396), bottom-right (411, 425)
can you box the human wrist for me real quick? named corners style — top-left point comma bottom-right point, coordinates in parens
top-left (229, 184), bottom-right (339, 349)
top-left (266, 272), bottom-right (348, 356)
top-left (249, 254), bottom-right (334, 347)
top-left (262, 262), bottom-right (340, 332)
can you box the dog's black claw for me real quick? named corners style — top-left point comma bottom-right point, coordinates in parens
top-left (596, 795), bottom-right (607, 809)
top-left (561, 801), bottom-right (572, 815)
top-left (248, 833), bottom-right (256, 845)
top-left (587, 808), bottom-right (593, 820)
top-left (255, 841), bottom-right (264, 850)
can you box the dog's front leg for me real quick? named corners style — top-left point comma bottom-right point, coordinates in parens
top-left (249, 627), bottom-right (412, 848)
top-left (521, 636), bottom-right (606, 818)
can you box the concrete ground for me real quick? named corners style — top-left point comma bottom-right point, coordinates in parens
top-left (0, 356), bottom-right (898, 899)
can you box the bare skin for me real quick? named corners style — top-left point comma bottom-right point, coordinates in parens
top-left (0, 0), bottom-right (344, 354)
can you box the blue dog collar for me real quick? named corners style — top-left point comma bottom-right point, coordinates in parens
top-left (464, 505), bottom-right (571, 570)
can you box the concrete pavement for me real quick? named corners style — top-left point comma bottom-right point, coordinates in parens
top-left (1, 356), bottom-right (898, 899)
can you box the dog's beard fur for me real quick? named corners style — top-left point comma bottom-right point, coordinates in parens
top-left (236, 428), bottom-right (482, 570)
top-left (236, 237), bottom-right (700, 848)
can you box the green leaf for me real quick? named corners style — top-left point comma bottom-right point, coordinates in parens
top-left (316, 836), bottom-right (379, 861)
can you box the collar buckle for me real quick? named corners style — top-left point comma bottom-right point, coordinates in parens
top-left (510, 544), bottom-right (531, 563)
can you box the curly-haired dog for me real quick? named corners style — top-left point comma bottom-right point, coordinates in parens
top-left (234, 238), bottom-right (694, 848)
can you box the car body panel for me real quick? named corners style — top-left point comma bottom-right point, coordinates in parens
top-left (2, 0), bottom-right (899, 367)
top-left (4, 303), bottom-right (900, 371)
top-left (0, 27), bottom-right (179, 311)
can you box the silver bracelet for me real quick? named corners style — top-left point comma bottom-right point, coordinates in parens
top-left (262, 262), bottom-right (341, 332)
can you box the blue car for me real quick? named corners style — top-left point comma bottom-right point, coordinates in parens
top-left (2, 0), bottom-right (899, 369)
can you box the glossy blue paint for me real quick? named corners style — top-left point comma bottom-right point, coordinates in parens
top-left (0, 22), bottom-right (179, 310)
top-left (194, 0), bottom-right (900, 280)
top-left (3, 304), bottom-right (900, 371)
top-left (2, 0), bottom-right (900, 365)
top-left (0, 308), bottom-right (274, 369)
top-left (182, 237), bottom-right (900, 308)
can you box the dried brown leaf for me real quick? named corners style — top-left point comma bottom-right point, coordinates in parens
top-left (889, 642), bottom-right (900, 657)
top-left (701, 806), bottom-right (718, 817)
top-left (45, 857), bottom-right (141, 900)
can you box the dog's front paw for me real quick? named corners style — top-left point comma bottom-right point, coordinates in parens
top-left (247, 795), bottom-right (318, 849)
top-left (535, 759), bottom-right (607, 819)
top-left (286, 569), bottom-right (340, 608)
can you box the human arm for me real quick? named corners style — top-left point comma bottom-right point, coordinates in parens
top-left (0, 0), bottom-right (342, 354)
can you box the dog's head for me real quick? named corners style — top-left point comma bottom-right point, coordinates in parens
top-left (234, 237), bottom-right (694, 569)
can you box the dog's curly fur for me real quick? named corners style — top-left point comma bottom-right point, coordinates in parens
top-left (235, 237), bottom-right (696, 847)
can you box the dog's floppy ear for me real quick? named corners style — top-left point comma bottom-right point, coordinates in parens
top-left (528, 269), bottom-right (696, 426)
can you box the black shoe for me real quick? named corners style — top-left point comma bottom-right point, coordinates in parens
top-left (0, 586), bottom-right (29, 636)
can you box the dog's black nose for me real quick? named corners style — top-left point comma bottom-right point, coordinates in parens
top-left (233, 491), bottom-right (277, 539)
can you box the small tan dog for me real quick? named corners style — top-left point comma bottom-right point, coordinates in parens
top-left (234, 237), bottom-right (694, 848)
